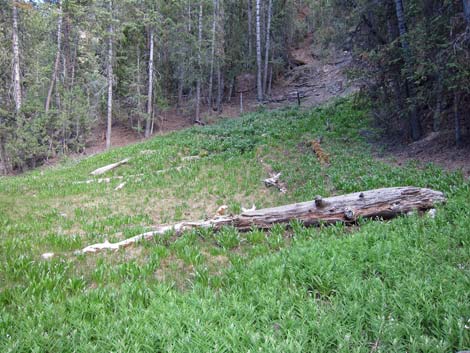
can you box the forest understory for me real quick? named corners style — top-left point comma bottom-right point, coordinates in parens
top-left (1, 0), bottom-right (469, 175)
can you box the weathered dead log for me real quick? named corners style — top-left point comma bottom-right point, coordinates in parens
top-left (90, 158), bottom-right (130, 176)
top-left (75, 187), bottom-right (445, 254)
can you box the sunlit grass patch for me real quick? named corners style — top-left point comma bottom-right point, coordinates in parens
top-left (0, 98), bottom-right (469, 352)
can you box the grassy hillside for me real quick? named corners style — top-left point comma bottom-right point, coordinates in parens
top-left (0, 99), bottom-right (469, 352)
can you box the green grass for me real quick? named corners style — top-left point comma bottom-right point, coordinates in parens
top-left (0, 98), bottom-right (469, 352)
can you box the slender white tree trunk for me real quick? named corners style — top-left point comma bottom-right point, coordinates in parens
top-left (263, 0), bottom-right (272, 95)
top-left (106, 0), bottom-right (114, 150)
top-left (255, 0), bottom-right (263, 102)
top-left (195, 2), bottom-right (203, 122)
top-left (145, 27), bottom-right (154, 138)
top-left (207, 0), bottom-right (218, 111)
top-left (45, 0), bottom-right (63, 115)
top-left (12, 4), bottom-right (22, 113)
top-left (136, 47), bottom-right (142, 134)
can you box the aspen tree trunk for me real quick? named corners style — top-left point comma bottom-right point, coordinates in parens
top-left (136, 47), bottom-right (142, 135)
top-left (247, 0), bottom-right (253, 59)
top-left (106, 0), bottom-right (114, 150)
top-left (12, 3), bottom-right (22, 113)
top-left (145, 28), bottom-right (154, 138)
top-left (208, 0), bottom-right (218, 111)
top-left (255, 0), bottom-right (263, 102)
top-left (216, 0), bottom-right (224, 112)
top-left (195, 2), bottom-right (203, 122)
top-left (45, 0), bottom-right (63, 115)
top-left (188, 0), bottom-right (192, 32)
top-left (263, 0), bottom-right (272, 95)
top-left (393, 0), bottom-right (421, 141)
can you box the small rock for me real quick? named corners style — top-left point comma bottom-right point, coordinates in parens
top-left (41, 252), bottom-right (55, 260)
top-left (427, 208), bottom-right (436, 218)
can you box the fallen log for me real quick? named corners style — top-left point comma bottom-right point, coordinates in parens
top-left (90, 158), bottom-right (130, 176)
top-left (76, 187), bottom-right (445, 254)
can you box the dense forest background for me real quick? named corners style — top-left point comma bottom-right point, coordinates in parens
top-left (0, 0), bottom-right (469, 174)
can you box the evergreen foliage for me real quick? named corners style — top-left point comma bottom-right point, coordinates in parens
top-left (0, 0), bottom-right (303, 172)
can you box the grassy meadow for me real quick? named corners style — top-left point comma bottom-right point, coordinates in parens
top-left (0, 98), bottom-right (469, 352)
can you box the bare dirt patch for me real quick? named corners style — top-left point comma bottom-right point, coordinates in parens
top-left (375, 131), bottom-right (470, 178)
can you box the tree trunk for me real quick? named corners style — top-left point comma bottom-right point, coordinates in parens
top-left (106, 0), bottom-right (114, 150)
top-left (177, 66), bottom-right (184, 109)
top-left (136, 47), bottom-right (142, 135)
top-left (454, 92), bottom-right (462, 147)
top-left (255, 0), bottom-right (263, 102)
top-left (216, 62), bottom-right (223, 112)
top-left (227, 77), bottom-right (234, 103)
top-left (463, 0), bottom-right (470, 25)
top-left (207, 0), bottom-right (218, 111)
top-left (247, 0), bottom-right (253, 59)
top-left (79, 186), bottom-right (446, 253)
top-left (0, 135), bottom-right (9, 175)
top-left (195, 2), bottom-right (203, 123)
top-left (433, 73), bottom-right (443, 132)
top-left (12, 3), bottom-right (22, 113)
top-left (263, 0), bottom-right (272, 95)
top-left (45, 0), bottom-right (63, 115)
top-left (393, 0), bottom-right (421, 141)
top-left (268, 62), bottom-right (273, 96)
top-left (145, 27), bottom-right (154, 138)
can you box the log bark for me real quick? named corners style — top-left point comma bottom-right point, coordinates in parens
top-left (78, 186), bottom-right (445, 254)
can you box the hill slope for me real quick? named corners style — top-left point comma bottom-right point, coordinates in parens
top-left (0, 99), bottom-right (469, 352)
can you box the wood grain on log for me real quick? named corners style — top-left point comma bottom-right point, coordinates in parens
top-left (77, 187), bottom-right (445, 254)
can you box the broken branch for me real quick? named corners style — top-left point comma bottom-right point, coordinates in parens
top-left (90, 158), bottom-right (130, 176)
